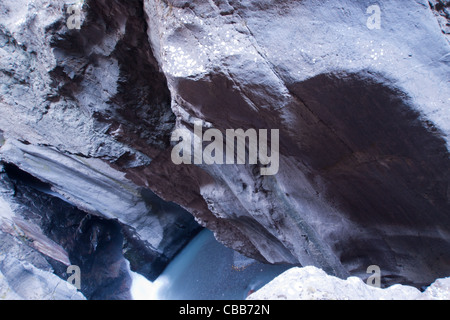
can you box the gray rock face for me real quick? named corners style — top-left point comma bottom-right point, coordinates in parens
top-left (142, 0), bottom-right (450, 287)
top-left (0, 227), bottom-right (85, 300)
top-left (0, 252), bottom-right (85, 300)
top-left (430, 0), bottom-right (450, 38)
top-left (0, 146), bottom-right (200, 299)
top-left (0, 0), bottom-right (449, 298)
top-left (0, 0), bottom-right (202, 292)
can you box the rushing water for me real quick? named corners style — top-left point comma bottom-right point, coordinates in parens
top-left (130, 229), bottom-right (292, 300)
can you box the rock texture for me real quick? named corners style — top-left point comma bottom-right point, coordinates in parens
top-left (0, 147), bottom-right (200, 299)
top-left (0, 0), bottom-right (202, 299)
top-left (0, 220), bottom-right (85, 300)
top-left (247, 266), bottom-right (450, 300)
top-left (430, 0), bottom-right (450, 38)
top-left (0, 253), bottom-right (85, 300)
top-left (142, 0), bottom-right (450, 287)
top-left (0, 0), bottom-right (449, 299)
top-left (0, 162), bottom-right (134, 299)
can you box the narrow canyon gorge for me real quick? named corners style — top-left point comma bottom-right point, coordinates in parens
top-left (0, 0), bottom-right (449, 299)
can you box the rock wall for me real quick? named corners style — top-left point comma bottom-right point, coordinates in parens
top-left (141, 0), bottom-right (450, 287)
top-left (0, 0), bottom-right (449, 298)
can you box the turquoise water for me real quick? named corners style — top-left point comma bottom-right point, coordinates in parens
top-left (130, 229), bottom-right (293, 300)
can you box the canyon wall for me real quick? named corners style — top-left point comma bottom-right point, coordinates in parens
top-left (0, 0), bottom-right (449, 298)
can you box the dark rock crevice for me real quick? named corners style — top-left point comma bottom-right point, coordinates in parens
top-left (429, 0), bottom-right (450, 40)
top-left (2, 163), bottom-right (132, 299)
top-left (2, 160), bottom-right (204, 296)
top-left (48, 0), bottom-right (175, 160)
top-left (1, 0), bottom-right (449, 297)
top-left (288, 71), bottom-right (449, 226)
